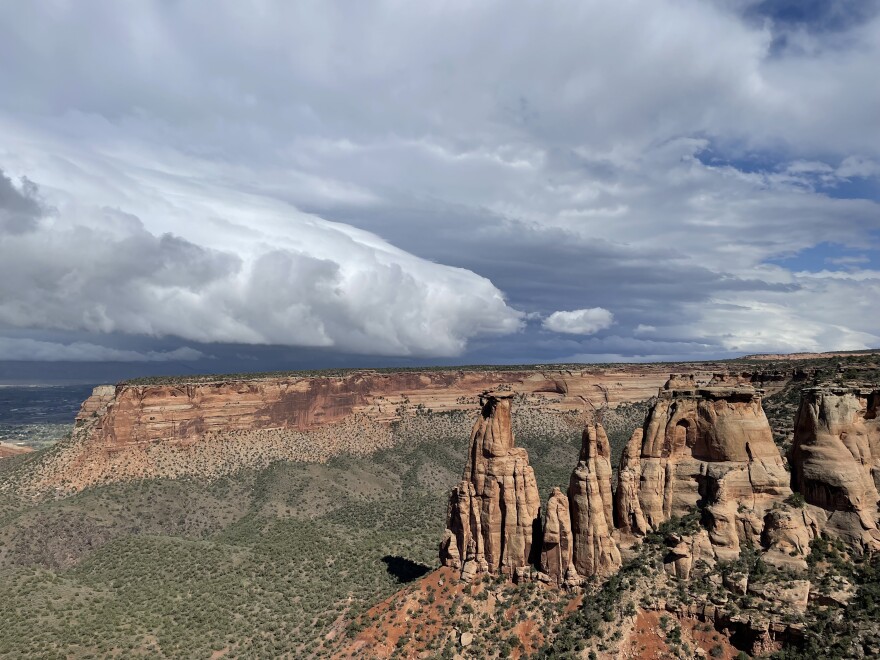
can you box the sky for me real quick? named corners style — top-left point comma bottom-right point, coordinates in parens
top-left (1, 0), bottom-right (879, 382)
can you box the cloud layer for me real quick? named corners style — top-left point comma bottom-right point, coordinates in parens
top-left (0, 170), bottom-right (522, 357)
top-left (0, 0), bottom-right (878, 366)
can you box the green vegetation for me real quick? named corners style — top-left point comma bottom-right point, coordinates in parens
top-left (0, 404), bottom-right (625, 658)
top-left (767, 537), bottom-right (880, 659)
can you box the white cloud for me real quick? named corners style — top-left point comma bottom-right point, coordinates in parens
top-left (543, 308), bottom-right (614, 335)
top-left (0, 170), bottom-right (524, 357)
top-left (837, 156), bottom-right (880, 179)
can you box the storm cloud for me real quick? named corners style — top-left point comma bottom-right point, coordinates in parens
top-left (0, 0), bottom-right (878, 372)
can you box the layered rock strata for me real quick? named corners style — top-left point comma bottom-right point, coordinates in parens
top-left (790, 387), bottom-right (880, 550)
top-left (614, 376), bottom-right (793, 560)
top-left (440, 393), bottom-right (541, 580)
top-left (77, 369), bottom-right (677, 451)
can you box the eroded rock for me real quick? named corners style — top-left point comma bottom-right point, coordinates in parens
top-left (440, 393), bottom-right (541, 579)
top-left (613, 377), bottom-right (792, 560)
top-left (540, 487), bottom-right (578, 586)
top-left (790, 386), bottom-right (880, 551)
top-left (569, 421), bottom-right (621, 577)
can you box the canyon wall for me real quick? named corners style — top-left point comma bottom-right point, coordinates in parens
top-left (76, 366), bottom-right (793, 453)
top-left (76, 368), bottom-right (674, 451)
top-left (28, 367), bottom-right (676, 495)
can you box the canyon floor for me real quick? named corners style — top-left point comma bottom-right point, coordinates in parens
top-left (0, 352), bottom-right (878, 658)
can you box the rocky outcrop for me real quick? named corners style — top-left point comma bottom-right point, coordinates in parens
top-left (440, 393), bottom-right (541, 580)
top-left (662, 529), bottom-right (716, 580)
top-left (540, 488), bottom-right (577, 586)
top-left (614, 376), bottom-right (793, 560)
top-left (790, 387), bottom-right (880, 551)
top-left (761, 506), bottom-right (821, 570)
top-left (614, 429), bottom-right (647, 535)
top-left (568, 421), bottom-right (621, 577)
top-left (74, 385), bottom-right (115, 425)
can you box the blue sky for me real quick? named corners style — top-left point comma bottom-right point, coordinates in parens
top-left (0, 0), bottom-right (878, 382)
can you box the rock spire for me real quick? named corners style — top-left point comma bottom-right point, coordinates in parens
top-left (440, 392), bottom-right (541, 580)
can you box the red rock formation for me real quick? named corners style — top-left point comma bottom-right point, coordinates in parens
top-left (80, 368), bottom-right (674, 452)
top-left (568, 421), bottom-right (621, 577)
top-left (614, 376), bottom-right (792, 560)
top-left (74, 385), bottom-right (115, 424)
top-left (614, 429), bottom-right (647, 535)
top-left (440, 393), bottom-right (541, 580)
top-left (791, 387), bottom-right (880, 551)
top-left (540, 487), bottom-right (577, 586)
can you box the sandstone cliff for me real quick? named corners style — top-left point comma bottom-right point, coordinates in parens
top-left (791, 386), bottom-right (880, 551)
top-left (614, 376), bottom-right (793, 560)
top-left (440, 393), bottom-right (541, 579)
top-left (20, 367), bottom-right (680, 496)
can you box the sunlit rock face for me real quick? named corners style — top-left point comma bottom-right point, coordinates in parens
top-left (791, 387), bottom-right (880, 551)
top-left (614, 375), bottom-right (792, 560)
top-left (439, 393), bottom-right (541, 580)
top-left (568, 421), bottom-right (621, 578)
top-left (540, 487), bottom-right (578, 587)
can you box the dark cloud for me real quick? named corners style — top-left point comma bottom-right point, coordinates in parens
top-left (0, 170), bottom-right (42, 234)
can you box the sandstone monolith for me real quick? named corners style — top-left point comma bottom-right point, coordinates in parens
top-left (440, 393), bottom-right (541, 579)
top-left (568, 421), bottom-right (621, 577)
top-left (540, 487), bottom-right (578, 586)
top-left (614, 375), bottom-right (792, 560)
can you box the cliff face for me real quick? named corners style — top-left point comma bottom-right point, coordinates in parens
top-left (614, 376), bottom-right (792, 560)
top-left (440, 393), bottom-right (541, 579)
top-left (77, 368), bottom-right (673, 450)
top-left (791, 387), bottom-right (880, 551)
top-left (26, 367), bottom-right (677, 495)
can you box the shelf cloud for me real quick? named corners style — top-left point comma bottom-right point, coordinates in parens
top-left (0, 0), bottom-right (878, 370)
